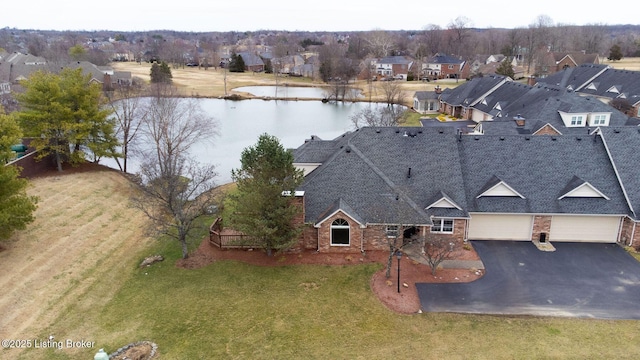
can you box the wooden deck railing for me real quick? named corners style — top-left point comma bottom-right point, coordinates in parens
top-left (209, 217), bottom-right (261, 249)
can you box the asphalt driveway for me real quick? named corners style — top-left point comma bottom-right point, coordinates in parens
top-left (416, 241), bottom-right (640, 319)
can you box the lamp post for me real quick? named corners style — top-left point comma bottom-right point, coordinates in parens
top-left (396, 250), bottom-right (402, 293)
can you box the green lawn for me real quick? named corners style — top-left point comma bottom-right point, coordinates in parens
top-left (20, 234), bottom-right (640, 360)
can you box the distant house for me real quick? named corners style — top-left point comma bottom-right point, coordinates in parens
top-left (413, 91), bottom-right (440, 113)
top-left (422, 53), bottom-right (469, 80)
top-left (0, 52), bottom-right (49, 93)
top-left (238, 52), bottom-right (265, 72)
top-left (536, 64), bottom-right (640, 118)
top-left (438, 74), bottom-right (630, 134)
top-left (373, 56), bottom-right (413, 80)
top-left (536, 51), bottom-right (600, 77)
top-left (272, 55), bottom-right (305, 75)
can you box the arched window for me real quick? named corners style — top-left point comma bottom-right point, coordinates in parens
top-left (331, 218), bottom-right (350, 246)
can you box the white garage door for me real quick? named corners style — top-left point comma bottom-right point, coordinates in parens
top-left (467, 214), bottom-right (533, 240)
top-left (549, 216), bottom-right (621, 243)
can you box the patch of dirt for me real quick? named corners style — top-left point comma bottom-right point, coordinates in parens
top-left (179, 239), bottom-right (483, 314)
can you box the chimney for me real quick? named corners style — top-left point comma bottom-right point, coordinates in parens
top-left (527, 76), bottom-right (536, 86)
top-left (514, 114), bottom-right (526, 127)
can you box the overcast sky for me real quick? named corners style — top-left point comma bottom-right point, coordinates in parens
top-left (4, 1), bottom-right (638, 32)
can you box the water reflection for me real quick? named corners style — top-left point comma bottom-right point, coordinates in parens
top-left (233, 86), bottom-right (363, 99)
top-left (102, 98), bottom-right (383, 183)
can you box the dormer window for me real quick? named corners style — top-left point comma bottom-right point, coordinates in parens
top-left (607, 86), bottom-right (621, 94)
top-left (590, 114), bottom-right (608, 126)
top-left (586, 83), bottom-right (598, 91)
top-left (570, 115), bottom-right (584, 126)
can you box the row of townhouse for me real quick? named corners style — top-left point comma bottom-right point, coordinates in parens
top-left (289, 126), bottom-right (640, 253)
top-left (0, 51), bottom-right (132, 95)
top-left (430, 74), bottom-right (638, 136)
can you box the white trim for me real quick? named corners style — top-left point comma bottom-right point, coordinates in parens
top-left (532, 123), bottom-right (563, 135)
top-left (558, 181), bottom-right (610, 200)
top-left (477, 181), bottom-right (525, 199)
top-left (431, 218), bottom-right (454, 234)
top-left (330, 218), bottom-right (351, 246)
top-left (281, 190), bottom-right (305, 197)
top-left (426, 197), bottom-right (463, 210)
top-left (314, 209), bottom-right (365, 228)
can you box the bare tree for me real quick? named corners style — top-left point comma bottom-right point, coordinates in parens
top-left (447, 16), bottom-right (473, 57)
top-left (371, 193), bottom-right (423, 279)
top-left (380, 80), bottom-right (406, 106)
top-left (365, 30), bottom-right (396, 58)
top-left (418, 234), bottom-right (458, 275)
top-left (106, 79), bottom-right (147, 172)
top-left (350, 106), bottom-right (407, 129)
top-left (131, 85), bottom-right (219, 259)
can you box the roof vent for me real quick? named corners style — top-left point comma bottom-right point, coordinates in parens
top-left (474, 136), bottom-right (480, 140)
top-left (576, 136), bottom-right (582, 141)
top-left (499, 136), bottom-right (505, 141)
top-left (551, 136), bottom-right (557, 141)
top-left (614, 129), bottom-right (620, 133)
top-left (375, 129), bottom-right (381, 133)
top-left (525, 136), bottom-right (531, 140)
top-left (407, 167), bottom-right (412, 178)
top-left (438, 129), bottom-right (444, 134)
top-left (345, 146), bottom-right (351, 153)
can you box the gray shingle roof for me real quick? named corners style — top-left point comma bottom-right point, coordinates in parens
top-left (297, 127), bottom-right (468, 225)
top-left (439, 75), bottom-right (507, 107)
top-left (459, 134), bottom-right (629, 215)
top-left (295, 127), bottom-right (633, 225)
top-left (599, 127), bottom-right (640, 219)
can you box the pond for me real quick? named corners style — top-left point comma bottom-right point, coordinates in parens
top-left (233, 86), bottom-right (363, 99)
top-left (102, 98), bottom-right (384, 183)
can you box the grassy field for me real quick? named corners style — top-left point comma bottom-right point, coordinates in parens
top-left (4, 169), bottom-right (640, 359)
top-left (111, 62), bottom-right (460, 106)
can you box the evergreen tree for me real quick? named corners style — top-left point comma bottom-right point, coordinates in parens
top-left (16, 68), bottom-right (116, 171)
top-left (150, 61), bottom-right (173, 83)
top-left (0, 110), bottom-right (38, 242)
top-left (228, 134), bottom-right (304, 256)
top-left (229, 53), bottom-right (246, 72)
top-left (495, 57), bottom-right (515, 79)
top-left (608, 44), bottom-right (623, 61)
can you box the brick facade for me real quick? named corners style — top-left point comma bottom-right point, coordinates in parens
top-left (533, 124), bottom-right (561, 136)
top-left (300, 214), bottom-right (468, 254)
top-left (620, 217), bottom-right (640, 249)
top-left (532, 215), bottom-right (552, 242)
top-left (315, 211), bottom-right (365, 253)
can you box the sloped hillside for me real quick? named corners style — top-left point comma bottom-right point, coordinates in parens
top-left (0, 166), bottom-right (153, 346)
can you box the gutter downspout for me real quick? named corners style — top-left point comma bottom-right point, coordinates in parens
top-left (631, 221), bottom-right (637, 247)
